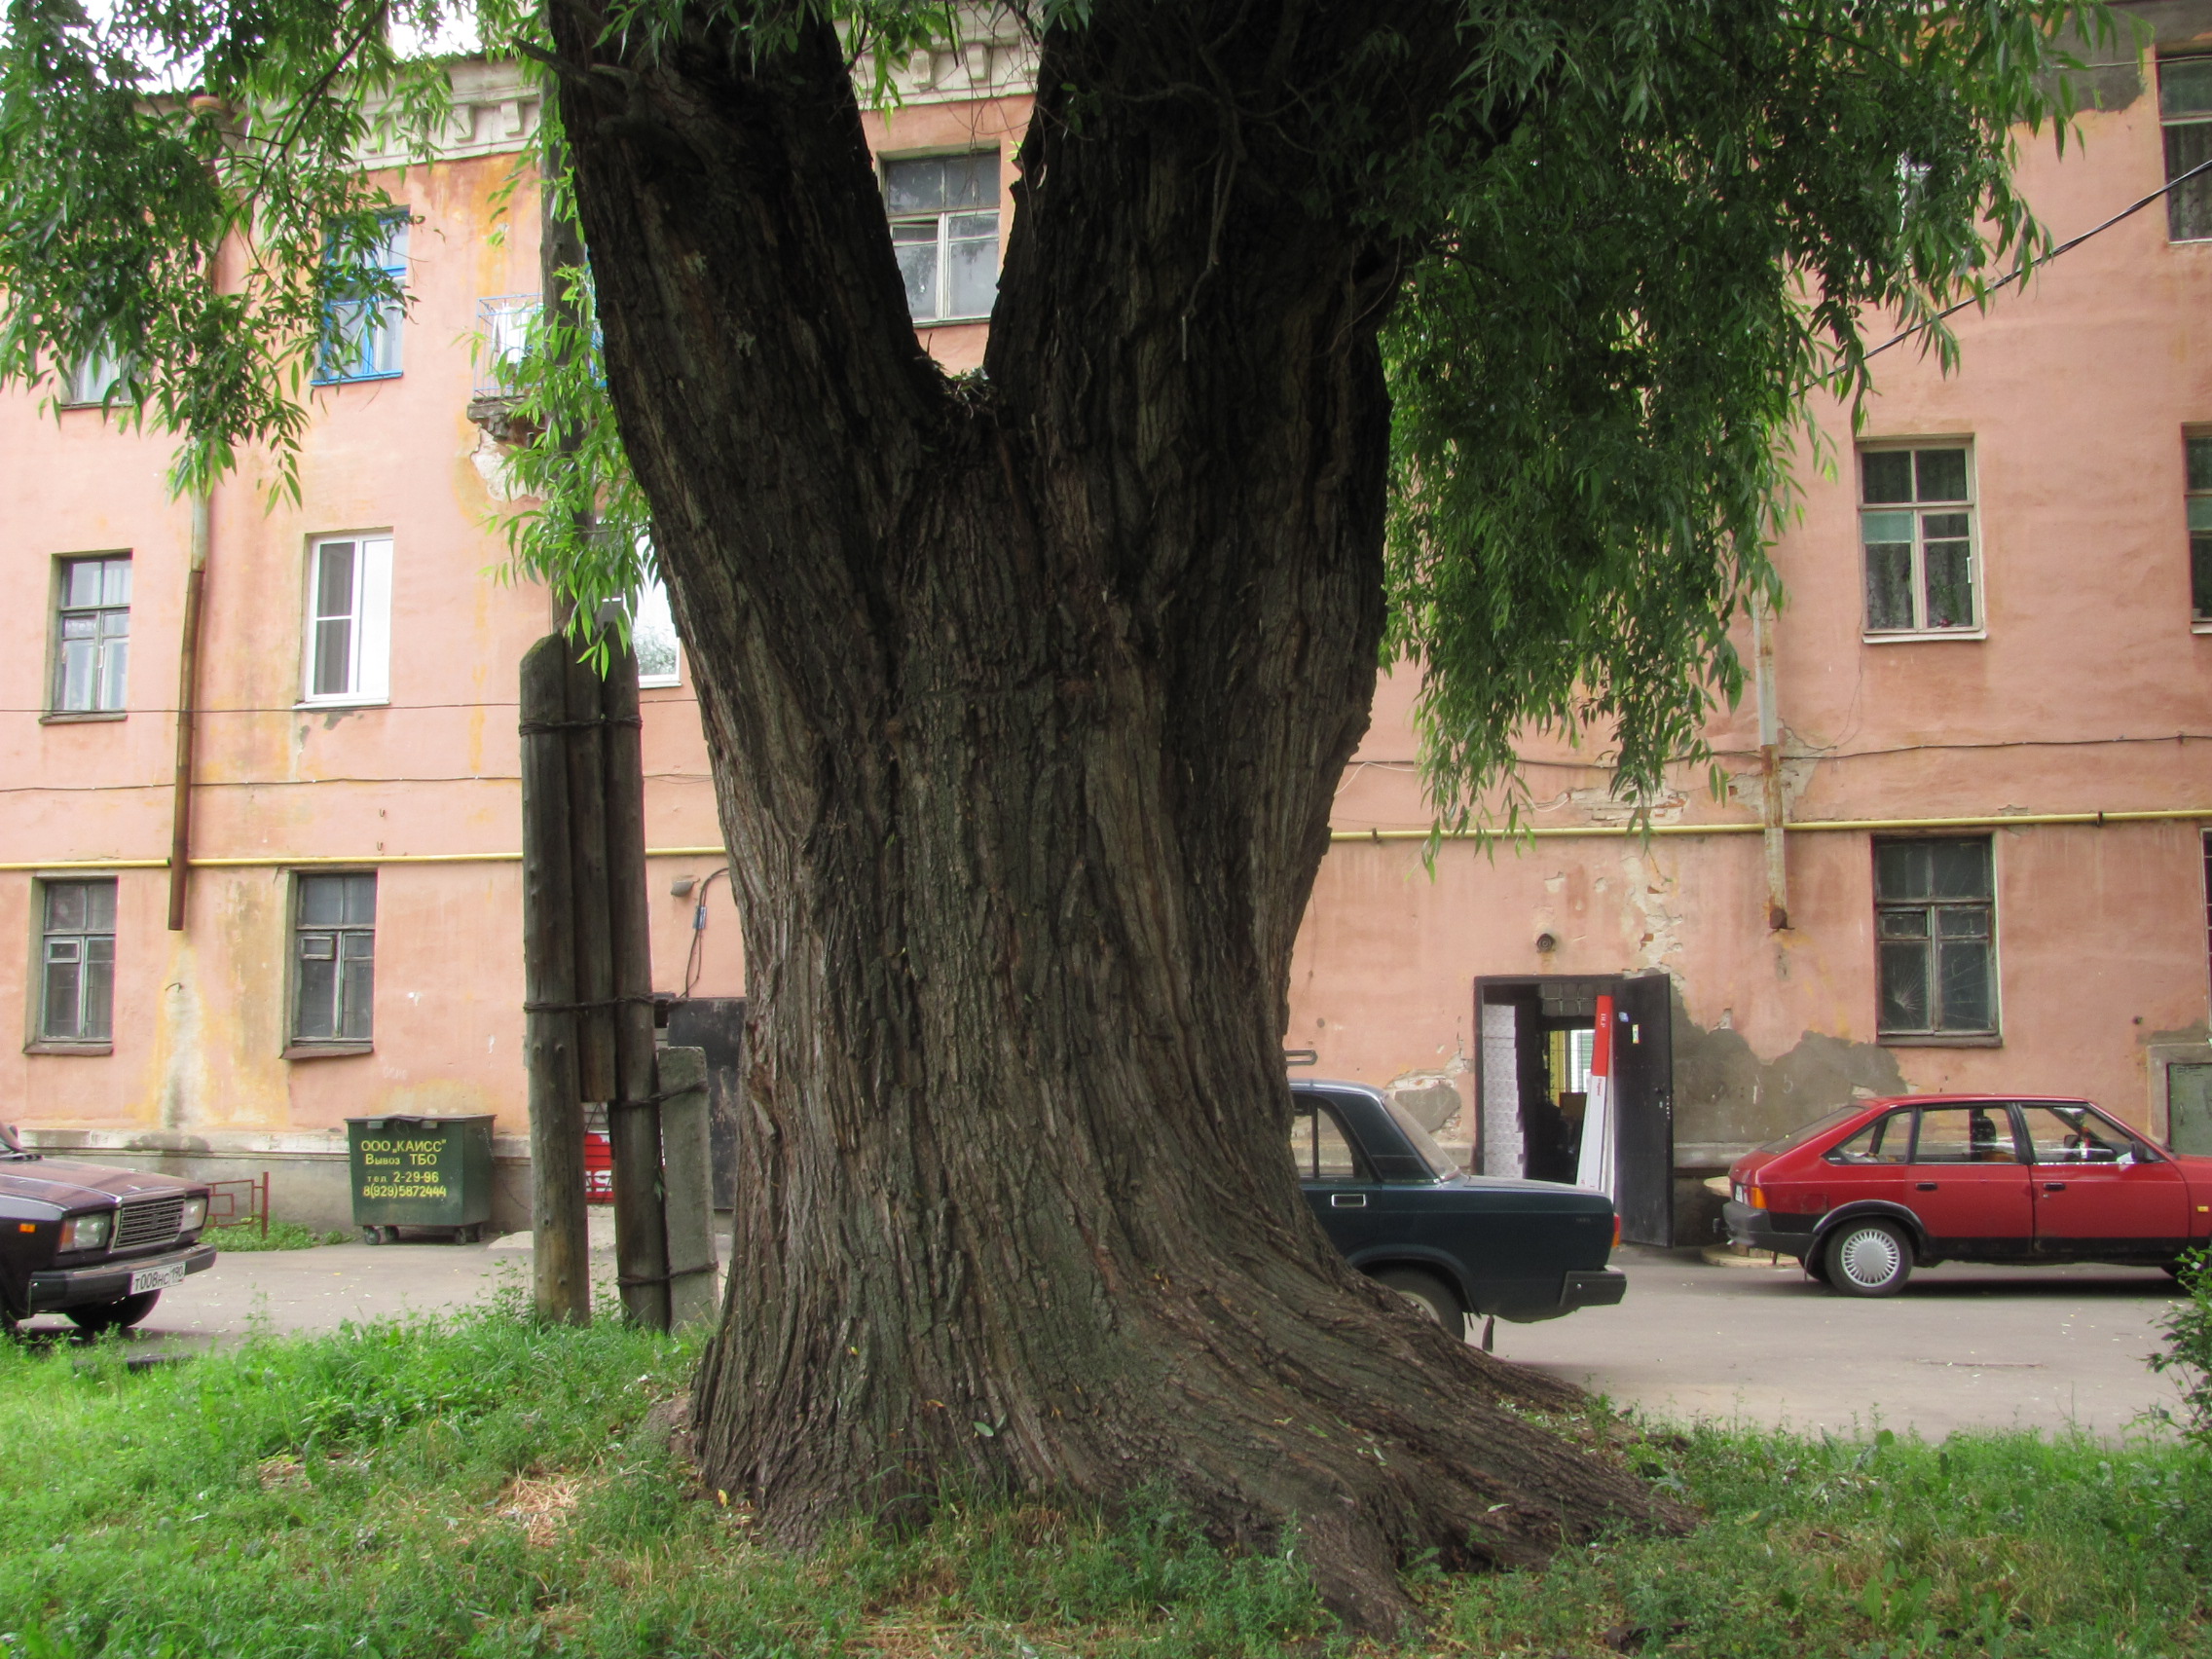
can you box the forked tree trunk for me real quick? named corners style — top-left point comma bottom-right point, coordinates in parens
top-left (550, 0), bottom-right (1678, 1627)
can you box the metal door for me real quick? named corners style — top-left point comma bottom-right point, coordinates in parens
top-left (2171, 1063), bottom-right (2212, 1156)
top-left (1608, 973), bottom-right (1675, 1246)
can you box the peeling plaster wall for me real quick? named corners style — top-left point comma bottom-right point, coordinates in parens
top-left (1293, 48), bottom-right (2212, 1240)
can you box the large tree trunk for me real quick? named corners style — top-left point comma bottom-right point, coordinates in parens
top-left (549, 0), bottom-right (1678, 1627)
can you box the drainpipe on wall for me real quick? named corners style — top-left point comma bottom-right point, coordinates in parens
top-left (166, 490), bottom-right (210, 931)
top-left (1751, 589), bottom-right (1789, 933)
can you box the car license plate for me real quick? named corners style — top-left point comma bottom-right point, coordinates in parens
top-left (129, 1261), bottom-right (187, 1295)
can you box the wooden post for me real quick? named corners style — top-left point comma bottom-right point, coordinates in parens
top-left (657, 1045), bottom-right (719, 1328)
top-left (521, 634), bottom-right (591, 1323)
top-left (603, 639), bottom-right (671, 1330)
top-left (565, 644), bottom-right (619, 1103)
top-left (166, 493), bottom-right (211, 931)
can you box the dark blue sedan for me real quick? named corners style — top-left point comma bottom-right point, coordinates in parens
top-left (1293, 1080), bottom-right (1626, 1338)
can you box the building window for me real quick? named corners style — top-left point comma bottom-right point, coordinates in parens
top-left (1874, 838), bottom-right (1996, 1040)
top-left (2162, 57), bottom-right (2212, 241)
top-left (633, 574), bottom-right (681, 687)
top-left (1860, 444), bottom-right (1978, 635)
top-left (2189, 434), bottom-right (2212, 626)
top-left (52, 555), bottom-right (130, 714)
top-left (292, 872), bottom-right (375, 1047)
top-left (301, 535), bottom-right (392, 704)
top-left (884, 153), bottom-right (999, 323)
top-left (39, 879), bottom-right (115, 1046)
top-left (315, 213), bottom-right (408, 384)
top-left (59, 341), bottom-right (125, 408)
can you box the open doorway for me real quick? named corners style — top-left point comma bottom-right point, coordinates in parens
top-left (1475, 973), bottom-right (1676, 1245)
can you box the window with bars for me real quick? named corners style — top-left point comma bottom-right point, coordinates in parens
top-left (52, 555), bottom-right (130, 715)
top-left (884, 153), bottom-right (1000, 324)
top-left (1860, 445), bottom-right (1978, 635)
top-left (39, 879), bottom-right (116, 1046)
top-left (315, 213), bottom-right (409, 384)
top-left (1875, 838), bottom-right (1997, 1040)
top-left (2188, 434), bottom-right (2212, 624)
top-left (2162, 57), bottom-right (2212, 241)
top-left (292, 872), bottom-right (375, 1047)
top-left (301, 535), bottom-right (392, 704)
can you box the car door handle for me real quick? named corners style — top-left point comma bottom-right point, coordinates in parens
top-left (1915, 1182), bottom-right (1938, 1192)
top-left (1330, 1193), bottom-right (1366, 1209)
top-left (2042, 1182), bottom-right (2067, 1193)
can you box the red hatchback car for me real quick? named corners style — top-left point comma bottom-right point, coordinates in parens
top-left (1723, 1094), bottom-right (2212, 1296)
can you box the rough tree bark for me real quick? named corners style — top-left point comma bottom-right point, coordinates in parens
top-left (548, 0), bottom-right (1679, 1627)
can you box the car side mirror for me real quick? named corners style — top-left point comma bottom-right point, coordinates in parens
top-left (0, 1121), bottom-right (21, 1155)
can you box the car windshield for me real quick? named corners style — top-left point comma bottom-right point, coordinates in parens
top-left (1382, 1101), bottom-right (1462, 1179)
top-left (1754, 1105), bottom-right (1866, 1156)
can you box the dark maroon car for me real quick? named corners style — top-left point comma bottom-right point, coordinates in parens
top-left (1723, 1093), bottom-right (2212, 1296)
top-left (1, 1122), bottom-right (216, 1332)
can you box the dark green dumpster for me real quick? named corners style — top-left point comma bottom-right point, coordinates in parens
top-left (346, 1114), bottom-right (495, 1243)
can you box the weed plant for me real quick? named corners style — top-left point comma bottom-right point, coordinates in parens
top-left (2151, 1249), bottom-right (2212, 1453)
top-left (203, 1221), bottom-right (350, 1252)
top-left (1, 1304), bottom-right (2207, 1658)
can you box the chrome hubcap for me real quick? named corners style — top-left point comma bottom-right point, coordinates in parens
top-left (1839, 1229), bottom-right (1901, 1288)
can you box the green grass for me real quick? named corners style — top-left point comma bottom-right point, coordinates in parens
top-left (1, 1303), bottom-right (2207, 1658)
top-left (203, 1221), bottom-right (350, 1252)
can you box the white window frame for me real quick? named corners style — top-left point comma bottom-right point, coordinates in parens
top-left (1858, 440), bottom-right (1984, 642)
top-left (58, 340), bottom-right (125, 409)
top-left (632, 572), bottom-right (682, 688)
top-left (882, 151), bottom-right (1001, 325)
top-left (300, 534), bottom-right (393, 707)
top-left (50, 553), bottom-right (131, 717)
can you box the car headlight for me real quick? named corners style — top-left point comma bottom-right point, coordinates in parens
top-left (58, 1211), bottom-right (113, 1251)
top-left (179, 1197), bottom-right (208, 1233)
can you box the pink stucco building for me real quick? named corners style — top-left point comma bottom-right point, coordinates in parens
top-left (3, 12), bottom-right (2208, 1242)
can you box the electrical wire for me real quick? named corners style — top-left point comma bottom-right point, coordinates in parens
top-left (677, 871), bottom-right (729, 999)
top-left (1856, 152), bottom-right (2212, 368)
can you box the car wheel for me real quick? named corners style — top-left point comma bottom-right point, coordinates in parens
top-left (1371, 1268), bottom-right (1467, 1341)
top-left (1803, 1251), bottom-right (1831, 1286)
top-left (1824, 1221), bottom-right (1912, 1297)
top-left (63, 1290), bottom-right (161, 1333)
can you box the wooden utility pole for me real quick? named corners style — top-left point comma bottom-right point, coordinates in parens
top-left (602, 639), bottom-right (672, 1329)
top-left (520, 634), bottom-right (592, 1323)
top-left (564, 649), bottom-right (619, 1102)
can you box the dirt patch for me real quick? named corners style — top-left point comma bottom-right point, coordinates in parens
top-left (498, 1473), bottom-right (583, 1546)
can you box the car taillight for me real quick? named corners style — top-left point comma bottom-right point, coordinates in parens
top-left (1612, 1216), bottom-right (1621, 1249)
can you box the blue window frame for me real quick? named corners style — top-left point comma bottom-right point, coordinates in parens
top-left (315, 213), bottom-right (409, 385)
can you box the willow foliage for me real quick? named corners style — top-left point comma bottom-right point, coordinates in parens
top-left (0, 0), bottom-right (2110, 815)
top-left (1383, 1), bottom-right (2107, 825)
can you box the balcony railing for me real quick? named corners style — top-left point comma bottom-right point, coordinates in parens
top-left (474, 293), bottom-right (540, 396)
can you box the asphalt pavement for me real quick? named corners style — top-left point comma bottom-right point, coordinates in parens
top-left (1496, 1246), bottom-right (2190, 1440)
top-left (16, 1237), bottom-right (2192, 1441)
